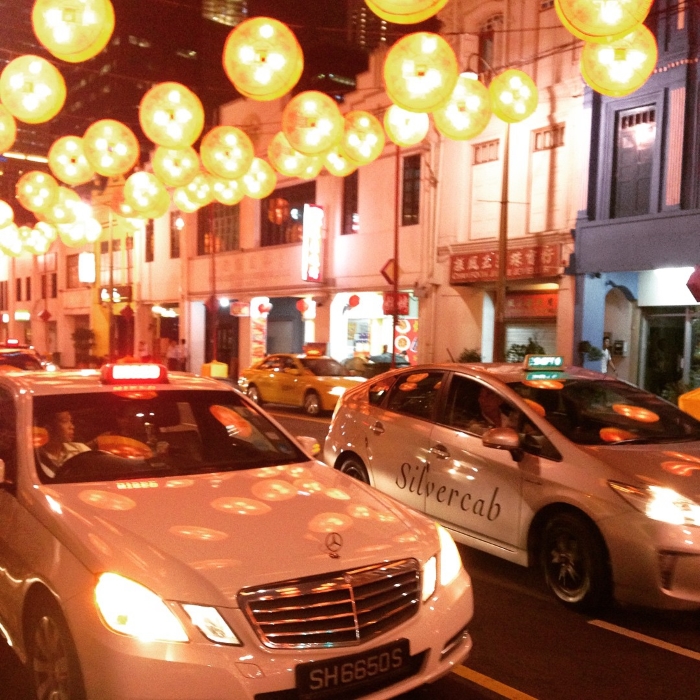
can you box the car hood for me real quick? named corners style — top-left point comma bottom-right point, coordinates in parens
top-left (581, 441), bottom-right (700, 501)
top-left (37, 462), bottom-right (435, 606)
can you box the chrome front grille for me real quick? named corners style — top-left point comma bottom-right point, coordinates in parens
top-left (239, 558), bottom-right (421, 649)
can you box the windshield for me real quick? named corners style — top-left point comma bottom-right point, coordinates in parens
top-left (300, 357), bottom-right (349, 377)
top-left (0, 351), bottom-right (43, 371)
top-left (509, 378), bottom-right (700, 445)
top-left (33, 389), bottom-right (308, 484)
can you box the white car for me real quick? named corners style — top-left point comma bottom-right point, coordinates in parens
top-left (324, 356), bottom-right (700, 612)
top-left (0, 363), bottom-right (473, 700)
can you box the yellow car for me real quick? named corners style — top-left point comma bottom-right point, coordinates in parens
top-left (238, 353), bottom-right (366, 415)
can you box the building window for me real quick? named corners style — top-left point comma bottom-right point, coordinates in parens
top-left (197, 202), bottom-right (240, 255)
top-left (170, 211), bottom-right (183, 258)
top-left (67, 254), bottom-right (81, 289)
top-left (534, 124), bottom-right (565, 151)
top-left (25, 277), bottom-right (31, 302)
top-left (401, 153), bottom-right (421, 226)
top-left (260, 181), bottom-right (316, 247)
top-left (474, 139), bottom-right (500, 164)
top-left (15, 278), bottom-right (21, 302)
top-left (612, 106), bottom-right (656, 218)
top-left (478, 14), bottom-right (503, 80)
top-left (145, 221), bottom-right (154, 262)
top-left (342, 170), bottom-right (359, 235)
top-left (0, 281), bottom-right (7, 309)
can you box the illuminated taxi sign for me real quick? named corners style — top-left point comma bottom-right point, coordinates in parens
top-left (101, 363), bottom-right (168, 385)
top-left (523, 355), bottom-right (564, 371)
top-left (526, 371), bottom-right (562, 381)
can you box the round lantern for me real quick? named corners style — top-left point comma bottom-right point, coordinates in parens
top-left (324, 145), bottom-right (357, 177)
top-left (222, 17), bottom-right (303, 101)
top-left (364, 0), bottom-right (449, 24)
top-left (348, 294), bottom-right (360, 308)
top-left (32, 0), bottom-right (113, 57)
top-left (48, 135), bottom-right (95, 185)
top-left (580, 24), bottom-right (657, 97)
top-left (0, 223), bottom-right (22, 257)
top-left (0, 200), bottom-right (13, 228)
top-left (555, 0), bottom-right (653, 43)
top-left (200, 126), bottom-right (254, 180)
top-left (83, 119), bottom-right (140, 177)
top-left (342, 111), bottom-right (386, 165)
top-left (433, 72), bottom-right (492, 140)
top-left (177, 172), bottom-right (214, 209)
top-left (0, 105), bottom-right (17, 153)
top-left (34, 220), bottom-right (58, 242)
top-left (212, 177), bottom-right (245, 206)
top-left (16, 171), bottom-right (59, 213)
top-left (383, 32), bottom-right (458, 113)
top-left (152, 146), bottom-right (199, 188)
top-left (172, 187), bottom-right (202, 214)
top-left (267, 131), bottom-right (318, 178)
top-left (123, 171), bottom-right (170, 217)
top-left (282, 91), bottom-right (344, 155)
top-left (489, 69), bottom-right (538, 123)
top-left (241, 158), bottom-right (277, 199)
top-left (383, 105), bottom-right (430, 147)
top-left (20, 224), bottom-right (52, 256)
top-left (58, 215), bottom-right (102, 247)
top-left (139, 82), bottom-right (204, 149)
top-left (295, 298), bottom-right (308, 313)
top-left (297, 157), bottom-right (324, 180)
top-left (46, 0), bottom-right (114, 63)
top-left (38, 186), bottom-right (81, 225)
top-left (0, 55), bottom-right (67, 124)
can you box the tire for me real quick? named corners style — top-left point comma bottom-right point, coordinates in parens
top-left (540, 511), bottom-right (611, 612)
top-left (303, 391), bottom-right (321, 416)
top-left (247, 384), bottom-right (263, 405)
top-left (337, 455), bottom-right (370, 484)
top-left (27, 599), bottom-right (86, 700)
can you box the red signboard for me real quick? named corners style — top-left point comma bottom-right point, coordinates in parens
top-left (449, 244), bottom-right (562, 284)
top-left (505, 291), bottom-right (558, 319)
top-left (383, 292), bottom-right (410, 316)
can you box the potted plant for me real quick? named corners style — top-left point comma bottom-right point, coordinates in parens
top-left (71, 327), bottom-right (95, 368)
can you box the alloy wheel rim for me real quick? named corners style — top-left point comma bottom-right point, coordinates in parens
top-left (33, 615), bottom-right (71, 700)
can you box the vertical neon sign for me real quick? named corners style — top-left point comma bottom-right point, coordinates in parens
top-left (301, 204), bottom-right (324, 282)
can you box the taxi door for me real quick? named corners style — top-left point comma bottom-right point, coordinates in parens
top-left (276, 356), bottom-right (304, 406)
top-left (255, 356), bottom-right (285, 403)
top-left (425, 374), bottom-right (524, 551)
top-left (363, 369), bottom-right (447, 515)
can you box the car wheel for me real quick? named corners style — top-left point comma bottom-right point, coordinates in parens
top-left (28, 599), bottom-right (86, 700)
top-left (338, 456), bottom-right (370, 484)
top-left (540, 511), bottom-right (611, 612)
top-left (303, 391), bottom-right (321, 416)
top-left (247, 384), bottom-right (263, 405)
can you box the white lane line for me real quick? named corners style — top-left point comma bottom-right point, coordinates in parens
top-left (589, 619), bottom-right (700, 661)
top-left (453, 665), bottom-right (539, 700)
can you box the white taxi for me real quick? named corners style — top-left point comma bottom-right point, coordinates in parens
top-left (0, 363), bottom-right (473, 700)
top-left (324, 356), bottom-right (700, 612)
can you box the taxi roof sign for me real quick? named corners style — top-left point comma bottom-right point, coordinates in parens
top-left (101, 363), bottom-right (168, 384)
top-left (523, 355), bottom-right (564, 371)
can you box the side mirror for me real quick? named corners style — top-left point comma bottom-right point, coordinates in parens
top-left (482, 427), bottom-right (524, 462)
top-left (296, 435), bottom-right (321, 457)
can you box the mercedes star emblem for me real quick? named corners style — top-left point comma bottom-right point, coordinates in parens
top-left (325, 532), bottom-right (343, 558)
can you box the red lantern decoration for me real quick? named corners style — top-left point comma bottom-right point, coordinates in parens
top-left (38, 308), bottom-right (52, 322)
top-left (296, 298), bottom-right (308, 313)
top-left (348, 294), bottom-right (360, 308)
top-left (258, 302), bottom-right (272, 315)
top-left (687, 268), bottom-right (700, 302)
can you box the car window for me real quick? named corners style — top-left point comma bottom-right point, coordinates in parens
top-left (385, 371), bottom-right (444, 420)
top-left (0, 387), bottom-right (17, 483)
top-left (368, 377), bottom-right (395, 406)
top-left (509, 378), bottom-right (700, 445)
top-left (32, 390), bottom-right (308, 484)
top-left (259, 357), bottom-right (282, 370)
top-left (0, 351), bottom-right (43, 371)
top-left (300, 357), bottom-right (349, 377)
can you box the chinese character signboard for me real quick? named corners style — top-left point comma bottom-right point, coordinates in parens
top-left (383, 292), bottom-right (410, 316)
top-left (505, 291), bottom-right (558, 319)
top-left (301, 204), bottom-right (324, 283)
top-left (449, 244), bottom-right (562, 284)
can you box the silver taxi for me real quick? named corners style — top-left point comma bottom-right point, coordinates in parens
top-left (324, 356), bottom-right (700, 611)
top-left (0, 363), bottom-right (473, 700)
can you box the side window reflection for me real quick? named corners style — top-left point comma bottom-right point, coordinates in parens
top-left (0, 388), bottom-right (17, 483)
top-left (385, 371), bottom-right (444, 420)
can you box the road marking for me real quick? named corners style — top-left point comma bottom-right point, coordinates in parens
top-left (453, 665), bottom-right (539, 700)
top-left (589, 620), bottom-right (700, 661)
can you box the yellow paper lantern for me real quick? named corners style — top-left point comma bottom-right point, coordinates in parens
top-left (323, 145), bottom-right (358, 177)
top-left (297, 157), bottom-right (324, 180)
top-left (555, 0), bottom-right (653, 43)
top-left (342, 111), bottom-right (386, 165)
top-left (200, 126), bottom-right (254, 180)
top-left (35, 220), bottom-right (58, 242)
top-left (580, 25), bottom-right (657, 97)
top-left (46, 0), bottom-right (114, 63)
top-left (0, 55), bottom-right (67, 124)
top-left (0, 200), bottom-right (14, 228)
top-left (222, 17), bottom-right (303, 101)
top-left (0, 105), bottom-right (17, 153)
top-left (212, 177), bottom-right (245, 205)
top-left (177, 172), bottom-right (214, 209)
top-left (16, 171), bottom-right (59, 213)
top-left (433, 72), bottom-right (492, 140)
top-left (0, 223), bottom-right (22, 257)
top-left (267, 131), bottom-right (321, 178)
top-left (172, 187), bottom-right (202, 214)
top-left (383, 32), bottom-right (458, 113)
top-left (38, 186), bottom-right (81, 225)
top-left (241, 158), bottom-right (277, 199)
top-left (383, 104), bottom-right (430, 147)
top-left (48, 135), bottom-right (95, 185)
top-left (281, 91), bottom-right (344, 155)
top-left (83, 119), bottom-right (140, 176)
top-left (124, 171), bottom-right (170, 217)
top-left (32, 0), bottom-right (113, 57)
top-left (364, 0), bottom-right (449, 24)
top-left (489, 69), bottom-right (538, 123)
top-left (58, 216), bottom-right (101, 246)
top-left (139, 82), bottom-right (205, 149)
top-left (20, 224), bottom-right (52, 256)
top-left (151, 146), bottom-right (199, 188)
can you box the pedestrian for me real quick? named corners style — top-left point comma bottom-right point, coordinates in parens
top-left (137, 340), bottom-right (151, 362)
top-left (166, 339), bottom-right (179, 371)
top-left (601, 337), bottom-right (616, 374)
top-left (178, 338), bottom-right (188, 372)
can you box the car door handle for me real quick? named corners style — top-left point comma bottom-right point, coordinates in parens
top-left (370, 421), bottom-right (385, 435)
top-left (430, 444), bottom-right (450, 460)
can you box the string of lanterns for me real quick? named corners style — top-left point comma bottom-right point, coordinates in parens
top-left (0, 0), bottom-right (661, 259)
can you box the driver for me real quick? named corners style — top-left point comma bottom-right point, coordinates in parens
top-left (37, 410), bottom-right (91, 478)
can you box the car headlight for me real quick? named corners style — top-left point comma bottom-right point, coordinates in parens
top-left (610, 481), bottom-right (700, 526)
top-left (95, 573), bottom-right (188, 642)
top-left (329, 386), bottom-right (347, 397)
top-left (182, 604), bottom-right (241, 645)
top-left (421, 524), bottom-right (464, 601)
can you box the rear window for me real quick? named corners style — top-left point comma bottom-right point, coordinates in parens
top-left (0, 351), bottom-right (43, 371)
top-left (300, 357), bottom-right (349, 377)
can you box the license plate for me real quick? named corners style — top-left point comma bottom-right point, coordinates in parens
top-left (296, 639), bottom-right (410, 700)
